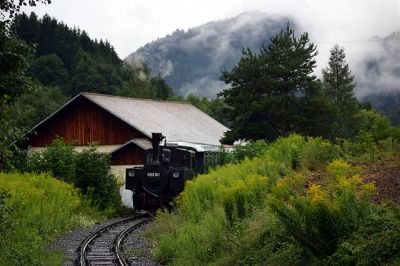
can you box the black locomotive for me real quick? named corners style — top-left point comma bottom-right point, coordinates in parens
top-left (125, 133), bottom-right (197, 211)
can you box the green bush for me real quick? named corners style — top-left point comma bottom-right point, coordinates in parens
top-left (336, 109), bottom-right (400, 161)
top-left (75, 147), bottom-right (120, 212)
top-left (354, 109), bottom-right (400, 141)
top-left (25, 138), bottom-right (120, 212)
top-left (328, 204), bottom-right (400, 265)
top-left (0, 172), bottom-right (102, 265)
top-left (219, 140), bottom-right (269, 165)
top-left (25, 138), bottom-right (76, 183)
top-left (269, 160), bottom-right (376, 256)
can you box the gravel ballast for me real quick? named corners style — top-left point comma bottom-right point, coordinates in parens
top-left (48, 216), bottom-right (160, 265)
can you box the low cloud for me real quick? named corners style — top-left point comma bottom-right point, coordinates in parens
top-left (126, 12), bottom-right (292, 97)
top-left (354, 34), bottom-right (400, 97)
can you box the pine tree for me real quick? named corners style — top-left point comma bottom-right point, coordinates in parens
top-left (322, 45), bottom-right (356, 103)
top-left (322, 45), bottom-right (359, 138)
top-left (219, 25), bottom-right (326, 143)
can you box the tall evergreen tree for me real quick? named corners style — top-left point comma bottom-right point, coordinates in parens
top-left (219, 26), bottom-right (327, 143)
top-left (322, 45), bottom-right (359, 138)
top-left (322, 45), bottom-right (356, 103)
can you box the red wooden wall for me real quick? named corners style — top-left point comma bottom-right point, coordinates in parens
top-left (111, 143), bottom-right (146, 165)
top-left (30, 97), bottom-right (147, 146)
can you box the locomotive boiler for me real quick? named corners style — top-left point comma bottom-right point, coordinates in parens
top-left (125, 133), bottom-right (196, 211)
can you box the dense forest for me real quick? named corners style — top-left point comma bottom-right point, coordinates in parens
top-left (1, 12), bottom-right (173, 130)
top-left (1, 12), bottom-right (228, 132)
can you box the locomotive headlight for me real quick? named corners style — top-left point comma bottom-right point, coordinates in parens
top-left (128, 169), bottom-right (136, 177)
top-left (172, 171), bottom-right (180, 178)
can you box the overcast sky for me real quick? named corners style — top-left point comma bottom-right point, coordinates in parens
top-left (25, 0), bottom-right (400, 63)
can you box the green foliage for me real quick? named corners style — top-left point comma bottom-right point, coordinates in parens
top-left (219, 140), bottom-right (269, 164)
top-left (12, 12), bottom-right (174, 99)
top-left (0, 121), bottom-right (27, 171)
top-left (25, 138), bottom-right (76, 183)
top-left (75, 146), bottom-right (120, 211)
top-left (214, 208), bottom-right (305, 266)
top-left (299, 137), bottom-right (340, 170)
top-left (322, 45), bottom-right (357, 104)
top-left (1, 85), bottom-right (67, 129)
top-left (354, 109), bottom-right (400, 141)
top-left (321, 44), bottom-right (360, 141)
top-left (0, 172), bottom-right (103, 265)
top-left (0, 27), bottom-right (34, 107)
top-left (25, 139), bottom-right (120, 212)
top-left (29, 54), bottom-right (69, 88)
top-left (219, 25), bottom-right (328, 143)
top-left (269, 160), bottom-right (375, 256)
top-left (147, 135), bottom-right (342, 264)
top-left (337, 109), bottom-right (400, 161)
top-left (0, 191), bottom-right (10, 232)
top-left (147, 134), bottom-right (400, 265)
top-left (362, 91), bottom-right (400, 126)
top-left (327, 205), bottom-right (400, 265)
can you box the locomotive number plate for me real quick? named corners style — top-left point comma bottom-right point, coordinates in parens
top-left (147, 172), bottom-right (161, 177)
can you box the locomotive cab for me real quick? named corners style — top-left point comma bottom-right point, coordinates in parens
top-left (125, 133), bottom-right (195, 211)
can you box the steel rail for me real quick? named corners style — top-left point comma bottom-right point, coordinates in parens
top-left (115, 218), bottom-right (151, 265)
top-left (78, 214), bottom-right (150, 266)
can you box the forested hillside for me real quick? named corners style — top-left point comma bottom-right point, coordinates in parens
top-left (3, 12), bottom-right (174, 130)
top-left (126, 12), bottom-right (295, 97)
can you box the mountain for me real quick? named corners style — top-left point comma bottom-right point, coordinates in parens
top-left (125, 12), bottom-right (295, 97)
top-left (358, 32), bottom-right (400, 125)
top-left (357, 32), bottom-right (400, 97)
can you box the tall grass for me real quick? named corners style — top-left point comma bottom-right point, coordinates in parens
top-left (147, 135), bottom-right (340, 264)
top-left (0, 172), bottom-right (104, 265)
top-left (147, 133), bottom-right (400, 265)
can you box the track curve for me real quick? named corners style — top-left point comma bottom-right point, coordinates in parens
top-left (78, 214), bottom-right (151, 266)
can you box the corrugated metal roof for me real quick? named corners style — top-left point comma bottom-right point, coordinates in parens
top-left (110, 138), bottom-right (153, 154)
top-left (82, 93), bottom-right (228, 146)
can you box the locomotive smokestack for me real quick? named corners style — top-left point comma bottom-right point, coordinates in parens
top-left (151, 133), bottom-right (164, 163)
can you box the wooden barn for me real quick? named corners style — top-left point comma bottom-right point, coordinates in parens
top-left (26, 92), bottom-right (228, 181)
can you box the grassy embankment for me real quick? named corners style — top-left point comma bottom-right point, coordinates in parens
top-left (0, 172), bottom-right (106, 265)
top-left (148, 134), bottom-right (400, 265)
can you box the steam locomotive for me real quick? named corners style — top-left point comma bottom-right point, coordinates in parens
top-left (125, 133), bottom-right (209, 211)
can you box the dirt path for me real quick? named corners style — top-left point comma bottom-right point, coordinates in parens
top-left (356, 157), bottom-right (400, 204)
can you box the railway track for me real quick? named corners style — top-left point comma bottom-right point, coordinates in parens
top-left (78, 214), bottom-right (151, 266)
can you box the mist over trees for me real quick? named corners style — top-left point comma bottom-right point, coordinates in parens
top-left (219, 26), bottom-right (334, 143)
top-left (218, 26), bottom-right (396, 144)
top-left (127, 12), bottom-right (294, 97)
top-left (357, 31), bottom-right (400, 125)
